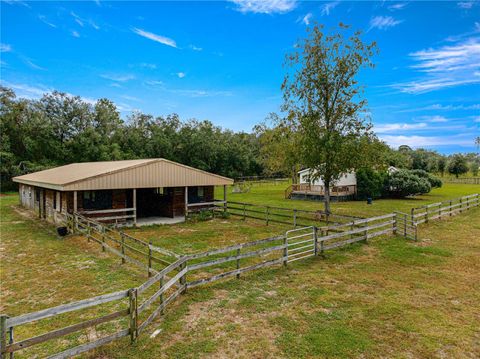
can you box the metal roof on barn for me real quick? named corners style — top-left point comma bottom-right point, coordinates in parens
top-left (13, 159), bottom-right (233, 191)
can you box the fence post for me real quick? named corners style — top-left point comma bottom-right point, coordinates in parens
top-left (128, 289), bottom-right (138, 343)
top-left (313, 227), bottom-right (318, 256)
top-left (236, 248), bottom-right (241, 279)
top-left (283, 235), bottom-right (288, 267)
top-left (101, 227), bottom-right (106, 252)
top-left (148, 240), bottom-right (153, 277)
top-left (459, 198), bottom-right (463, 213)
top-left (293, 209), bottom-right (297, 228)
top-left (320, 229), bottom-right (325, 255)
top-left (392, 213), bottom-right (397, 235)
top-left (8, 326), bottom-right (13, 359)
top-left (0, 315), bottom-right (7, 359)
top-left (180, 260), bottom-right (187, 291)
top-left (243, 203), bottom-right (246, 220)
top-left (121, 233), bottom-right (126, 264)
top-left (410, 208), bottom-right (415, 224)
top-left (403, 213), bottom-right (407, 238)
top-left (425, 206), bottom-right (429, 223)
top-left (449, 200), bottom-right (453, 217)
top-left (159, 275), bottom-right (165, 315)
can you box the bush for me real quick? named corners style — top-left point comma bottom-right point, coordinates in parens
top-left (387, 170), bottom-right (431, 198)
top-left (356, 168), bottom-right (387, 200)
top-left (410, 169), bottom-right (442, 188)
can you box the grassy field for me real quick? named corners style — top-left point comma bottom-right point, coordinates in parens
top-left (219, 182), bottom-right (480, 217)
top-left (94, 205), bottom-right (480, 359)
top-left (1, 185), bottom-right (479, 358)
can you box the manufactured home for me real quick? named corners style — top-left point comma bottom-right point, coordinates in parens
top-left (285, 168), bottom-right (357, 201)
top-left (13, 159), bottom-right (233, 226)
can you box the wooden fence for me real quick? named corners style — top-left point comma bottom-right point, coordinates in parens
top-left (222, 200), bottom-right (362, 227)
top-left (2, 193), bottom-right (479, 358)
top-left (442, 177), bottom-right (480, 185)
top-left (410, 193), bottom-right (479, 224)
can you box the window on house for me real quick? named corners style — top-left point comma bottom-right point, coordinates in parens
top-left (35, 189), bottom-right (40, 202)
top-left (155, 187), bottom-right (165, 195)
top-left (197, 187), bottom-right (204, 198)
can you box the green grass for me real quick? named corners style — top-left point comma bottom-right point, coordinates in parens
top-left (1, 187), bottom-right (480, 358)
top-left (93, 205), bottom-right (480, 358)
top-left (218, 182), bottom-right (480, 217)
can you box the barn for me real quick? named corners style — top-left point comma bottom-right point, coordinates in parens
top-left (13, 159), bottom-right (233, 226)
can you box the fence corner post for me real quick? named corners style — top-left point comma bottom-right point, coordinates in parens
top-left (313, 227), bottom-right (318, 256)
top-left (0, 315), bottom-right (8, 359)
top-left (128, 289), bottom-right (138, 344)
top-left (180, 260), bottom-right (187, 292)
top-left (283, 235), bottom-right (288, 267)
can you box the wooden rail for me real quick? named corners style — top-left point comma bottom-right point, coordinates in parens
top-left (80, 207), bottom-right (136, 224)
top-left (285, 183), bottom-right (357, 199)
top-left (219, 200), bottom-right (362, 228)
top-left (2, 193), bottom-right (478, 357)
top-left (442, 177), bottom-right (480, 185)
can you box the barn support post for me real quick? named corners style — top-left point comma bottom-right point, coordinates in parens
top-left (184, 186), bottom-right (188, 217)
top-left (73, 191), bottom-right (78, 213)
top-left (133, 189), bottom-right (137, 226)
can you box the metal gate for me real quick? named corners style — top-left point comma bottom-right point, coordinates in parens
top-left (395, 212), bottom-right (418, 241)
top-left (285, 226), bottom-right (316, 263)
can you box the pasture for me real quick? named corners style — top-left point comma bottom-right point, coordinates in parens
top-left (1, 184), bottom-right (479, 358)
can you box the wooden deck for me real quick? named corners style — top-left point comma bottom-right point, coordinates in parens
top-left (285, 184), bottom-right (357, 200)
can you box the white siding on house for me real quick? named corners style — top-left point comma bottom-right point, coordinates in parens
top-left (298, 169), bottom-right (357, 187)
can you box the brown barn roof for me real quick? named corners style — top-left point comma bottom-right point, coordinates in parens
top-left (13, 159), bottom-right (233, 191)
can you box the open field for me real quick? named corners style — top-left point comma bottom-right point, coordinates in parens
top-left (93, 205), bottom-right (480, 359)
top-left (220, 182), bottom-right (480, 217)
top-left (1, 188), bottom-right (479, 358)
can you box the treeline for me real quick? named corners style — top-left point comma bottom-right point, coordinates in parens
top-left (0, 87), bottom-right (262, 191)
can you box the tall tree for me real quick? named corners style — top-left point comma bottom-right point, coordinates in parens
top-left (282, 23), bottom-right (377, 212)
top-left (448, 154), bottom-right (468, 178)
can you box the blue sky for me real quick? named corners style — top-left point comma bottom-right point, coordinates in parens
top-left (1, 0), bottom-right (479, 154)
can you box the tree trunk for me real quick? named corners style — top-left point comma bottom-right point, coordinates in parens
top-left (291, 166), bottom-right (297, 184)
top-left (324, 179), bottom-right (331, 214)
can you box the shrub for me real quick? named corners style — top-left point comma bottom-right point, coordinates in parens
top-left (356, 168), bottom-right (387, 200)
top-left (410, 169), bottom-right (442, 188)
top-left (387, 170), bottom-right (431, 198)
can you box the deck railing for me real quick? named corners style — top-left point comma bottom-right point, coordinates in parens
top-left (285, 184), bottom-right (357, 199)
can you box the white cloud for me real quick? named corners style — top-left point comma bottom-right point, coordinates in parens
top-left (419, 115), bottom-right (449, 123)
top-left (457, 1), bottom-right (474, 9)
top-left (144, 80), bottom-right (163, 86)
top-left (189, 45), bottom-right (203, 51)
top-left (1, 81), bottom-right (49, 98)
top-left (388, 3), bottom-right (407, 11)
top-left (176, 72), bottom-right (186, 78)
top-left (138, 63), bottom-right (157, 69)
top-left (298, 13), bottom-right (312, 25)
top-left (38, 15), bottom-right (57, 28)
top-left (321, 1), bottom-right (339, 16)
top-left (369, 16), bottom-right (403, 31)
top-left (100, 74), bottom-right (135, 82)
top-left (0, 43), bottom-right (11, 52)
top-left (374, 122), bottom-right (428, 133)
top-left (381, 134), bottom-right (475, 148)
top-left (169, 89), bottom-right (233, 97)
top-left (230, 0), bottom-right (297, 14)
top-left (132, 28), bottom-right (177, 48)
top-left (71, 12), bottom-right (84, 27)
top-left (473, 116), bottom-right (480, 123)
top-left (21, 57), bottom-right (46, 70)
top-left (71, 30), bottom-right (80, 38)
top-left (120, 95), bottom-right (141, 102)
top-left (394, 38), bottom-right (480, 93)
